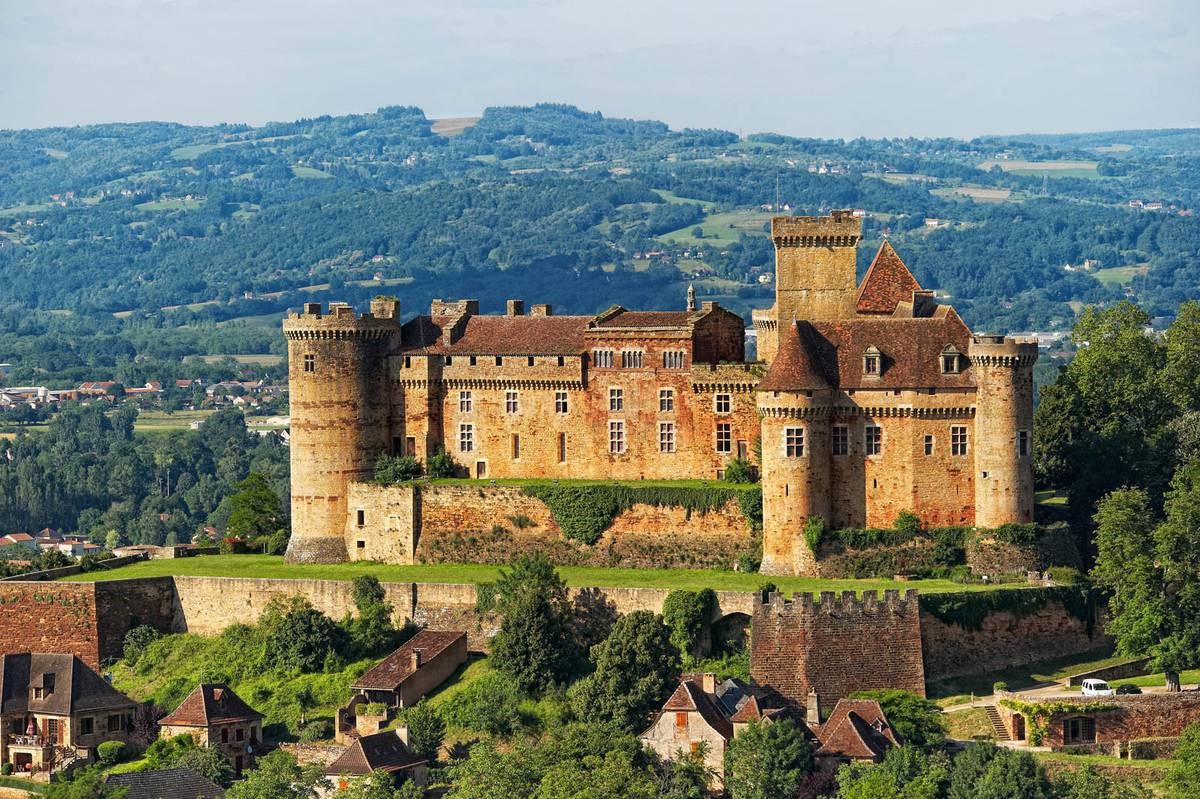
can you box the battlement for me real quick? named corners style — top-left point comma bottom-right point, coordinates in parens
top-left (283, 300), bottom-right (401, 340)
top-left (771, 211), bottom-right (862, 247)
top-left (758, 588), bottom-right (920, 617)
top-left (968, 334), bottom-right (1039, 365)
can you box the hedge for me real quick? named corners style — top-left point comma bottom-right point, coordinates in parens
top-left (920, 586), bottom-right (1096, 632)
top-left (521, 483), bottom-right (761, 545)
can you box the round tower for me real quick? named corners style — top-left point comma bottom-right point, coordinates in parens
top-left (969, 334), bottom-right (1038, 528)
top-left (283, 299), bottom-right (400, 563)
top-left (757, 391), bottom-right (831, 576)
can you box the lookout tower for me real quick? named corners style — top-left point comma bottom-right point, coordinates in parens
top-left (282, 299), bottom-right (400, 563)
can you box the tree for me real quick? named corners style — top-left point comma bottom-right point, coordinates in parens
top-left (1054, 763), bottom-right (1151, 799)
top-left (485, 554), bottom-right (580, 693)
top-left (947, 745), bottom-right (1048, 799)
top-left (123, 624), bottom-right (161, 666)
top-left (723, 718), bottom-right (812, 799)
top-left (447, 741), bottom-right (539, 799)
top-left (348, 574), bottom-right (398, 657)
top-left (403, 701), bottom-right (445, 763)
top-left (226, 472), bottom-right (285, 540)
top-left (172, 744), bottom-right (236, 788)
top-left (374, 454), bottom-right (423, 484)
top-left (260, 596), bottom-right (347, 674)
top-left (224, 751), bottom-right (327, 799)
top-left (1092, 468), bottom-right (1200, 691)
top-left (339, 770), bottom-right (422, 799)
top-left (837, 747), bottom-right (948, 799)
top-left (661, 588), bottom-right (717, 662)
top-left (425, 448), bottom-right (458, 478)
top-left (571, 610), bottom-right (681, 730)
top-left (1165, 301), bottom-right (1200, 412)
top-left (1165, 722), bottom-right (1200, 799)
top-left (849, 690), bottom-right (945, 751)
top-left (45, 767), bottom-right (128, 799)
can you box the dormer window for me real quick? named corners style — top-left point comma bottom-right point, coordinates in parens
top-left (862, 346), bottom-right (881, 377)
top-left (940, 345), bottom-right (962, 374)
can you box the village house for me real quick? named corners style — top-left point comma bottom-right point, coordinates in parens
top-left (0, 533), bottom-right (37, 553)
top-left (0, 653), bottom-right (137, 775)
top-left (995, 690), bottom-right (1200, 754)
top-left (808, 698), bottom-right (900, 768)
top-left (325, 728), bottom-right (428, 792)
top-left (350, 630), bottom-right (467, 709)
top-left (105, 766), bottom-right (225, 799)
top-left (158, 683), bottom-right (263, 776)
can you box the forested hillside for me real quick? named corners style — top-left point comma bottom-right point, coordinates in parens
top-left (1, 105), bottom-right (1198, 336)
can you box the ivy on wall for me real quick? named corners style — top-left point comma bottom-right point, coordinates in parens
top-left (520, 483), bottom-right (761, 545)
top-left (920, 586), bottom-right (1097, 632)
top-left (998, 697), bottom-right (1118, 746)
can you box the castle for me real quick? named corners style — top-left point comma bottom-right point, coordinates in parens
top-left (283, 211), bottom-right (1036, 574)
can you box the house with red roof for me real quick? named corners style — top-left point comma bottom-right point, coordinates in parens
top-left (349, 630), bottom-right (467, 709)
top-left (158, 684), bottom-right (263, 776)
top-left (325, 728), bottom-right (428, 791)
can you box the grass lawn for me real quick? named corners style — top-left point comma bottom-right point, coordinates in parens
top-left (943, 707), bottom-right (993, 740)
top-left (651, 189), bottom-right (711, 206)
top-left (424, 476), bottom-right (757, 490)
top-left (1093, 264), bottom-right (1149, 287)
top-left (1035, 489), bottom-right (1068, 506)
top-left (291, 165), bottom-right (334, 179)
top-left (656, 209), bottom-right (771, 247)
top-left (930, 185), bottom-right (1013, 203)
top-left (197, 353), bottom-right (285, 365)
top-left (135, 198), bottom-right (204, 212)
top-left (133, 409), bottom-right (215, 434)
top-left (928, 648), bottom-right (1125, 706)
top-left (62, 554), bottom-right (1008, 596)
top-left (0, 775), bottom-right (48, 793)
top-left (978, 159), bottom-right (1101, 179)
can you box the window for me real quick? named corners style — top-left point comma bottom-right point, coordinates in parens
top-left (469, 355), bottom-right (477, 366)
top-left (527, 356), bottom-right (535, 367)
top-left (1063, 717), bottom-right (1096, 745)
top-left (512, 434), bottom-right (520, 459)
top-left (621, 350), bottom-right (643, 369)
top-left (236, 727), bottom-right (245, 742)
top-left (663, 351), bottom-right (686, 369)
top-left (1019, 430), bottom-right (1030, 457)
top-left (459, 424), bottom-right (474, 453)
top-left (924, 435), bottom-right (934, 456)
top-left (675, 712), bottom-right (688, 731)
top-left (558, 433), bottom-right (567, 463)
top-left (302, 354), bottom-right (315, 372)
top-left (659, 388), bottom-right (674, 413)
top-left (557, 356), bottom-right (565, 367)
top-left (609, 421), bottom-right (626, 454)
top-left (609, 387), bottom-right (624, 412)
top-left (659, 422), bottom-right (676, 453)
top-left (593, 349), bottom-right (614, 368)
top-left (832, 425), bottom-right (849, 456)
top-left (951, 426), bottom-right (968, 456)
top-left (443, 355), bottom-right (453, 366)
top-left (403, 356), bottom-right (411, 369)
top-left (458, 390), bottom-right (473, 412)
top-left (505, 390), bottom-right (519, 414)
top-left (356, 509), bottom-right (365, 527)
top-left (865, 425), bottom-right (883, 456)
top-left (222, 728), bottom-right (229, 743)
top-left (714, 393), bottom-right (731, 414)
top-left (107, 714), bottom-right (125, 733)
top-left (79, 717), bottom-right (93, 736)
top-left (940, 345), bottom-right (962, 374)
top-left (863, 346), bottom-right (881, 376)
top-left (716, 423), bottom-right (732, 454)
top-left (405, 436), bottom-right (415, 456)
top-left (495, 356), bottom-right (503, 366)
top-left (784, 427), bottom-right (805, 458)
top-left (555, 391), bottom-right (569, 414)
top-left (357, 540), bottom-right (365, 549)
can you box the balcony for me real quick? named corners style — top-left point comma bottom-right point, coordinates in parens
top-left (7, 734), bottom-right (48, 748)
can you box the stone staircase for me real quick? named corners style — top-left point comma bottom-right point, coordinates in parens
top-left (984, 705), bottom-right (1012, 742)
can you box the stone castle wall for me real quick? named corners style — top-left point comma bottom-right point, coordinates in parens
top-left (995, 692), bottom-right (1200, 748)
top-left (343, 483), bottom-right (755, 569)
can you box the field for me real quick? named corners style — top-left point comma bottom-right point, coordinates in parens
top-left (651, 189), bottom-right (711, 206)
top-left (656, 209), bottom-right (772, 246)
top-left (1093, 263), bottom-right (1149, 287)
top-left (978, 159), bottom-right (1101, 179)
top-left (431, 116), bottom-right (481, 137)
top-left (197, 353), bottom-right (285, 365)
top-left (291, 165), bottom-right (334, 179)
top-left (132, 409), bottom-right (215, 434)
top-left (134, 198), bottom-right (204, 212)
top-left (931, 185), bottom-right (1014, 202)
top-left (63, 553), bottom-right (1010, 595)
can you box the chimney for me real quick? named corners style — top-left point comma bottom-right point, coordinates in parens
top-left (806, 688), bottom-right (821, 725)
top-left (506, 300), bottom-right (525, 316)
top-left (411, 650), bottom-right (423, 670)
top-left (395, 726), bottom-right (411, 747)
top-left (529, 304), bottom-right (553, 317)
top-left (701, 673), bottom-right (716, 695)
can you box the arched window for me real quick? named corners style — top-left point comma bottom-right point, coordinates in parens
top-left (862, 345), bottom-right (882, 377)
top-left (940, 344), bottom-right (963, 374)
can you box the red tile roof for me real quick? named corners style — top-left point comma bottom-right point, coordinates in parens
top-left (661, 677), bottom-right (734, 740)
top-left (325, 730), bottom-right (426, 776)
top-left (815, 699), bottom-right (899, 760)
top-left (855, 242), bottom-right (923, 315)
top-left (591, 308), bottom-right (697, 329)
top-left (400, 315), bottom-right (591, 356)
top-left (757, 322), bottom-right (830, 392)
top-left (158, 683), bottom-right (262, 728)
top-left (352, 630), bottom-right (466, 692)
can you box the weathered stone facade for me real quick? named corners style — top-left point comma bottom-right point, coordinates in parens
top-left (995, 692), bottom-right (1200, 750)
top-left (284, 211), bottom-right (1037, 573)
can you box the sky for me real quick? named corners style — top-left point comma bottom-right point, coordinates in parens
top-left (1, 0), bottom-right (1197, 138)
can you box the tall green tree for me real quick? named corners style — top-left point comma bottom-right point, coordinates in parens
top-left (224, 751), bottom-right (327, 799)
top-left (1165, 301), bottom-right (1200, 412)
top-left (403, 700), bottom-right (445, 763)
top-left (1165, 722), bottom-right (1200, 799)
top-left (723, 718), bottom-right (812, 799)
top-left (485, 554), bottom-right (580, 693)
top-left (661, 588), bottom-right (717, 662)
top-left (571, 610), bottom-right (681, 730)
top-left (226, 472), bottom-right (285, 539)
top-left (347, 574), bottom-right (399, 657)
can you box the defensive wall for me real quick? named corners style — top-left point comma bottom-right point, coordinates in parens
top-left (345, 482), bottom-right (755, 570)
top-left (3, 576), bottom-right (1112, 703)
top-left (995, 691), bottom-right (1200, 750)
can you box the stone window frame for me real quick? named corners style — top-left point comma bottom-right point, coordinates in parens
top-left (555, 391), bottom-right (569, 414)
top-left (79, 716), bottom-right (94, 736)
top-left (862, 345), bottom-right (882, 378)
top-left (1063, 716), bottom-right (1096, 745)
top-left (940, 344), bottom-right (963, 374)
top-left (832, 424), bottom-right (849, 456)
top-left (557, 432), bottom-right (567, 463)
top-left (663, 350), bottom-right (686, 369)
top-left (659, 388), bottom-right (675, 413)
top-left (1018, 429), bottom-right (1031, 458)
top-left (659, 421), bottom-right (676, 453)
top-left (924, 434), bottom-right (935, 456)
top-left (865, 423), bottom-right (883, 457)
top-left (592, 349), bottom-right (614, 368)
top-left (302, 353), bottom-right (315, 372)
top-left (458, 390), bottom-right (473, 413)
top-left (715, 422), bottom-right (732, 454)
top-left (783, 426), bottom-right (805, 458)
top-left (621, 349), bottom-right (644, 369)
top-left (459, 423), bottom-right (474, 453)
top-left (609, 420), bottom-right (626, 454)
top-left (505, 390), bottom-right (519, 414)
top-left (951, 425), bottom-right (969, 457)
top-left (714, 392), bottom-right (732, 415)
top-left (512, 434), bottom-right (521, 460)
top-left (609, 387), bottom-right (624, 412)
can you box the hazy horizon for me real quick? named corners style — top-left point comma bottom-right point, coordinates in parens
top-left (2, 0), bottom-right (1198, 138)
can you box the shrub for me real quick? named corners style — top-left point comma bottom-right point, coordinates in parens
top-left (1048, 566), bottom-right (1081, 585)
top-left (123, 625), bottom-right (161, 666)
top-left (724, 457), bottom-right (756, 484)
top-left (262, 528), bottom-right (289, 556)
top-left (507, 514), bottom-right (536, 529)
top-left (0, 762), bottom-right (11, 775)
top-left (361, 702), bottom-right (389, 716)
top-left (96, 740), bottom-right (125, 766)
top-left (993, 681), bottom-right (1009, 694)
top-left (375, 454), bottom-right (423, 484)
top-left (441, 671), bottom-right (525, 736)
top-left (298, 719), bottom-right (332, 742)
top-left (894, 510), bottom-right (923, 536)
top-left (803, 516), bottom-right (825, 553)
top-left (426, 448), bottom-right (458, 478)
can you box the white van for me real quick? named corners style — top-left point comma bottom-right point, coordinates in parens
top-left (1081, 678), bottom-right (1116, 697)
